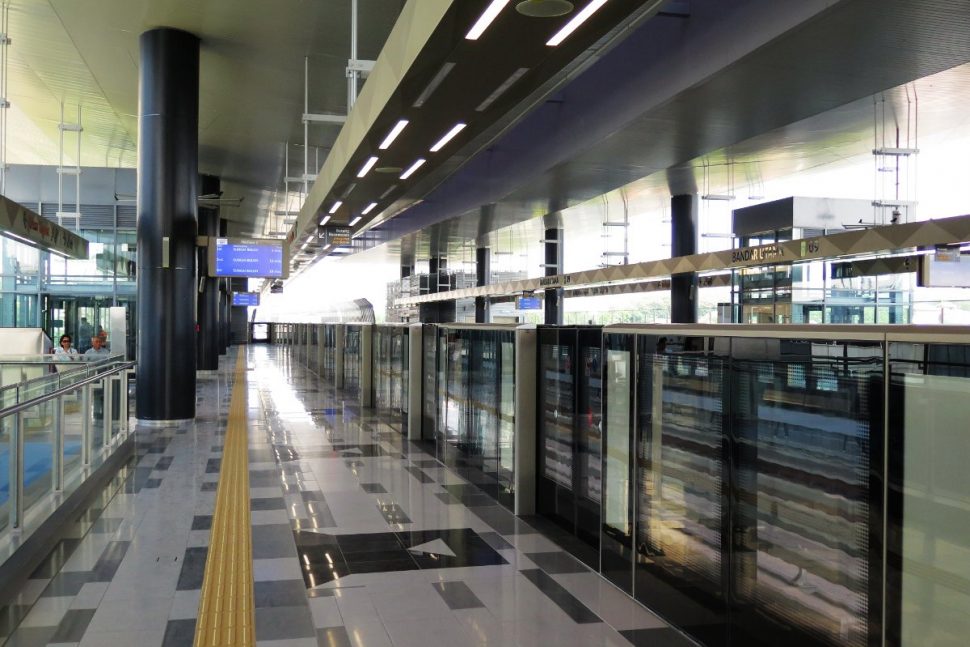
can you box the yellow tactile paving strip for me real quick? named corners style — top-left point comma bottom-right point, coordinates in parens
top-left (194, 352), bottom-right (255, 647)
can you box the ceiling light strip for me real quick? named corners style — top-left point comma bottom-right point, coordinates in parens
top-left (413, 62), bottom-right (456, 108)
top-left (328, 201), bottom-right (342, 214)
top-left (319, 215), bottom-right (331, 226)
top-left (546, 0), bottom-right (608, 46)
top-left (361, 202), bottom-right (378, 215)
top-left (465, 0), bottom-right (511, 40)
top-left (379, 185), bottom-right (397, 199)
top-left (357, 156), bottom-right (379, 178)
top-left (476, 68), bottom-right (529, 112)
top-left (400, 159), bottom-right (426, 180)
top-left (349, 216), bottom-right (362, 227)
top-left (378, 120), bottom-right (409, 150)
top-left (429, 123), bottom-right (467, 152)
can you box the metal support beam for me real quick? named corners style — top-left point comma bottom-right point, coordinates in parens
top-left (544, 229), bottom-right (563, 325)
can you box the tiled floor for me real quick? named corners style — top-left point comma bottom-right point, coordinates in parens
top-left (0, 345), bottom-right (693, 647)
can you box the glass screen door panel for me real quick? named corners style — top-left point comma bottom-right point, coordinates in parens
top-left (602, 334), bottom-right (634, 593)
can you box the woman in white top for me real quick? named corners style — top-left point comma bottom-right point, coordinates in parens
top-left (54, 334), bottom-right (79, 359)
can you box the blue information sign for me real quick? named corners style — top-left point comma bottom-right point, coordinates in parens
top-left (211, 238), bottom-right (285, 278)
top-left (516, 296), bottom-right (542, 310)
top-left (232, 292), bottom-right (260, 307)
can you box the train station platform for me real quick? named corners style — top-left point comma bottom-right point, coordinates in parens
top-left (0, 344), bottom-right (681, 647)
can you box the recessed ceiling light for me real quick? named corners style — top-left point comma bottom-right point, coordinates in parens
top-left (328, 201), bottom-right (342, 214)
top-left (349, 216), bottom-right (362, 226)
top-left (413, 62), bottom-right (455, 108)
top-left (319, 215), bottom-right (331, 226)
top-left (378, 120), bottom-right (409, 150)
top-left (466, 0), bottom-right (512, 40)
top-left (429, 123), bottom-right (467, 152)
top-left (400, 159), bottom-right (426, 180)
top-left (476, 68), bottom-right (529, 112)
top-left (361, 202), bottom-right (378, 215)
top-left (546, 0), bottom-right (607, 46)
top-left (357, 156), bottom-right (379, 178)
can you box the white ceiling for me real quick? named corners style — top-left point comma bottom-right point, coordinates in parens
top-left (5, 0), bottom-right (403, 228)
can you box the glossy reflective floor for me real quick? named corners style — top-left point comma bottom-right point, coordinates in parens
top-left (0, 345), bottom-right (690, 647)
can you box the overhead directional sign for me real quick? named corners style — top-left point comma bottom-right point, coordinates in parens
top-left (318, 225), bottom-right (352, 247)
top-left (0, 194), bottom-right (89, 259)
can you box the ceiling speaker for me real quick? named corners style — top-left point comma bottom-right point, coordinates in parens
top-left (515, 0), bottom-right (574, 18)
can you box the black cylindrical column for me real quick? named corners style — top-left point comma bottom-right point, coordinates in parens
top-left (197, 175), bottom-right (220, 371)
top-left (544, 228), bottom-right (563, 325)
top-left (671, 194), bottom-right (698, 323)
top-left (136, 28), bottom-right (200, 422)
top-left (219, 218), bottom-right (229, 354)
top-left (475, 247), bottom-right (490, 323)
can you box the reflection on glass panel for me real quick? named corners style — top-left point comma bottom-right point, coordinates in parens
top-left (63, 388), bottom-right (84, 475)
top-left (890, 343), bottom-right (970, 647)
top-left (499, 341), bottom-right (515, 498)
top-left (734, 339), bottom-right (881, 647)
top-left (636, 336), bottom-right (724, 597)
top-left (22, 397), bottom-right (54, 513)
top-left (422, 328), bottom-right (437, 440)
top-left (541, 343), bottom-right (573, 488)
top-left (579, 344), bottom-right (602, 504)
top-left (604, 348), bottom-right (631, 535)
top-left (0, 414), bottom-right (11, 531)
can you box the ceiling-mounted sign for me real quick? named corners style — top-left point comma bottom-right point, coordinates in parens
top-left (0, 194), bottom-right (89, 259)
top-left (318, 225), bottom-right (352, 247)
top-left (208, 237), bottom-right (288, 278)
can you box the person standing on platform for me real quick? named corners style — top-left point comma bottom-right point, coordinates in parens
top-left (54, 334), bottom-right (79, 359)
top-left (85, 336), bottom-right (111, 357)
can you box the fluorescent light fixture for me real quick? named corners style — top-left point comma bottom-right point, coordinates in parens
top-left (361, 202), bottom-right (378, 215)
top-left (378, 120), bottom-right (409, 150)
top-left (356, 156), bottom-right (379, 178)
top-left (349, 216), bottom-right (362, 227)
top-left (328, 201), bottom-right (342, 214)
top-left (379, 185), bottom-right (397, 199)
top-left (429, 123), bottom-right (467, 152)
top-left (319, 215), bottom-right (331, 226)
top-left (546, 0), bottom-right (608, 46)
top-left (400, 158), bottom-right (426, 180)
top-left (466, 0), bottom-right (511, 40)
top-left (476, 67), bottom-right (529, 111)
top-left (413, 62), bottom-right (455, 108)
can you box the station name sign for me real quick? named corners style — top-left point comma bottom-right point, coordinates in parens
top-left (730, 244), bottom-right (786, 265)
top-left (0, 195), bottom-right (89, 259)
top-left (538, 275), bottom-right (572, 288)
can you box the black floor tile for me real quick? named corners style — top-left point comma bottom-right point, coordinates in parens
top-left (176, 547), bottom-right (208, 590)
top-left (377, 502), bottom-right (411, 524)
top-left (403, 466), bottom-right (435, 483)
top-left (316, 626), bottom-right (353, 647)
top-left (191, 515), bottom-right (213, 530)
top-left (520, 568), bottom-right (601, 624)
top-left (154, 456), bottom-right (174, 470)
top-left (143, 478), bottom-right (163, 488)
top-left (619, 627), bottom-right (699, 647)
top-left (434, 492), bottom-right (462, 505)
top-left (162, 618), bottom-right (197, 647)
top-left (90, 541), bottom-right (130, 581)
top-left (250, 497), bottom-right (286, 511)
top-left (346, 556), bottom-right (419, 574)
top-left (254, 579), bottom-right (308, 608)
top-left (526, 551), bottom-right (589, 574)
top-left (41, 571), bottom-right (94, 598)
top-left (200, 481), bottom-right (218, 491)
top-left (205, 458), bottom-right (221, 473)
top-left (431, 581), bottom-right (485, 610)
top-left (50, 609), bottom-right (96, 643)
top-left (477, 531), bottom-right (514, 551)
top-left (360, 482), bottom-right (387, 493)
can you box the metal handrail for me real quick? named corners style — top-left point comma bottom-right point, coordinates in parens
top-left (0, 356), bottom-right (125, 398)
top-left (0, 361), bottom-right (135, 418)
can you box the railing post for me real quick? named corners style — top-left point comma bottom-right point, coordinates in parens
top-left (102, 375), bottom-right (112, 448)
top-left (53, 396), bottom-right (64, 492)
top-left (9, 409), bottom-right (23, 531)
top-left (119, 370), bottom-right (129, 435)
top-left (81, 384), bottom-right (91, 466)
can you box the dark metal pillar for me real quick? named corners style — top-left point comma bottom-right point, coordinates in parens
top-left (219, 218), bottom-right (229, 354)
top-left (196, 174), bottom-right (220, 371)
top-left (671, 194), bottom-right (698, 323)
top-left (136, 28), bottom-right (200, 422)
top-left (475, 246), bottom-right (490, 323)
top-left (544, 228), bottom-right (563, 325)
